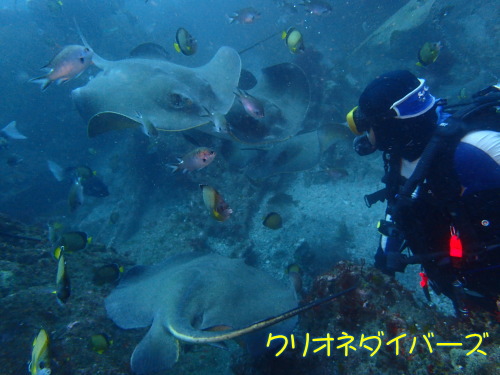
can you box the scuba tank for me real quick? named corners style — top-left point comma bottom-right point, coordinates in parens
top-left (368, 83), bottom-right (500, 315)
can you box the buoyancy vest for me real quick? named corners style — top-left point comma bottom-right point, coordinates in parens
top-left (370, 87), bottom-right (500, 304)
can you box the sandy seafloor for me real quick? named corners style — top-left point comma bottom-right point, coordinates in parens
top-left (2, 139), bottom-right (498, 375)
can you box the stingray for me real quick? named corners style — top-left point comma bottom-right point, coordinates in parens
top-left (72, 46), bottom-right (241, 137)
top-left (105, 252), bottom-right (354, 374)
top-left (225, 63), bottom-right (310, 144)
top-left (223, 122), bottom-right (352, 181)
top-left (351, 0), bottom-right (436, 55)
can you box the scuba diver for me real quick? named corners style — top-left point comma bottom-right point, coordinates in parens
top-left (346, 70), bottom-right (499, 317)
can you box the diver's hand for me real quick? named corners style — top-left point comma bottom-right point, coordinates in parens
top-left (386, 252), bottom-right (408, 273)
top-left (353, 134), bottom-right (376, 156)
top-left (374, 246), bottom-right (395, 277)
top-left (374, 246), bottom-right (408, 276)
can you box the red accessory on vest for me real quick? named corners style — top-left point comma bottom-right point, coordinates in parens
top-left (419, 272), bottom-right (428, 288)
top-left (449, 226), bottom-right (463, 258)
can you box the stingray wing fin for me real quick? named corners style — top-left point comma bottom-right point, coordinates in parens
top-left (193, 46), bottom-right (241, 115)
top-left (87, 111), bottom-right (141, 138)
top-left (131, 313), bottom-right (180, 375)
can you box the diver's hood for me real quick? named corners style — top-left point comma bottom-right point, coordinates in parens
top-left (372, 110), bottom-right (437, 161)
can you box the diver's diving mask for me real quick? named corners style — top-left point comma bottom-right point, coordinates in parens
top-left (346, 78), bottom-right (436, 135)
top-left (390, 78), bottom-right (436, 119)
top-left (346, 106), bottom-right (367, 136)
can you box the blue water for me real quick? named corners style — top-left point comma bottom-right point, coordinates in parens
top-left (2, 0), bottom-right (497, 219)
top-left (0, 1), bottom-right (498, 374)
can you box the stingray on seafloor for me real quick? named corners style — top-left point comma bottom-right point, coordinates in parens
top-left (72, 45), bottom-right (241, 137)
top-left (105, 252), bottom-right (355, 374)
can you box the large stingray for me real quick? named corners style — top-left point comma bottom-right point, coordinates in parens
top-left (105, 252), bottom-right (354, 374)
top-left (222, 122), bottom-right (353, 181)
top-left (226, 63), bottom-right (310, 144)
top-left (351, 0), bottom-right (436, 55)
top-left (72, 46), bottom-right (241, 137)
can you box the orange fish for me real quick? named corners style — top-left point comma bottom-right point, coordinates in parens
top-left (30, 45), bottom-right (94, 91)
top-left (234, 89), bottom-right (265, 119)
top-left (168, 147), bottom-right (216, 173)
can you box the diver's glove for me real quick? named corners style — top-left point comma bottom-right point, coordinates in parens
top-left (353, 134), bottom-right (376, 156)
top-left (384, 232), bottom-right (408, 273)
top-left (374, 246), bottom-right (395, 277)
top-left (385, 251), bottom-right (409, 273)
top-left (374, 248), bottom-right (408, 275)
top-left (374, 234), bottom-right (408, 276)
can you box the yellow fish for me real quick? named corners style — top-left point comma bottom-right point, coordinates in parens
top-left (29, 329), bottom-right (51, 375)
top-left (55, 251), bottom-right (71, 304)
top-left (416, 41), bottom-right (442, 67)
top-left (282, 27), bottom-right (305, 54)
top-left (174, 28), bottom-right (197, 56)
top-left (200, 185), bottom-right (233, 221)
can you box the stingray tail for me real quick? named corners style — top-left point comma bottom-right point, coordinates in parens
top-left (73, 18), bottom-right (110, 70)
top-left (168, 285), bottom-right (357, 344)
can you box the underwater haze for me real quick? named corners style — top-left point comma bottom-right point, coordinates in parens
top-left (0, 1), bottom-right (498, 374)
